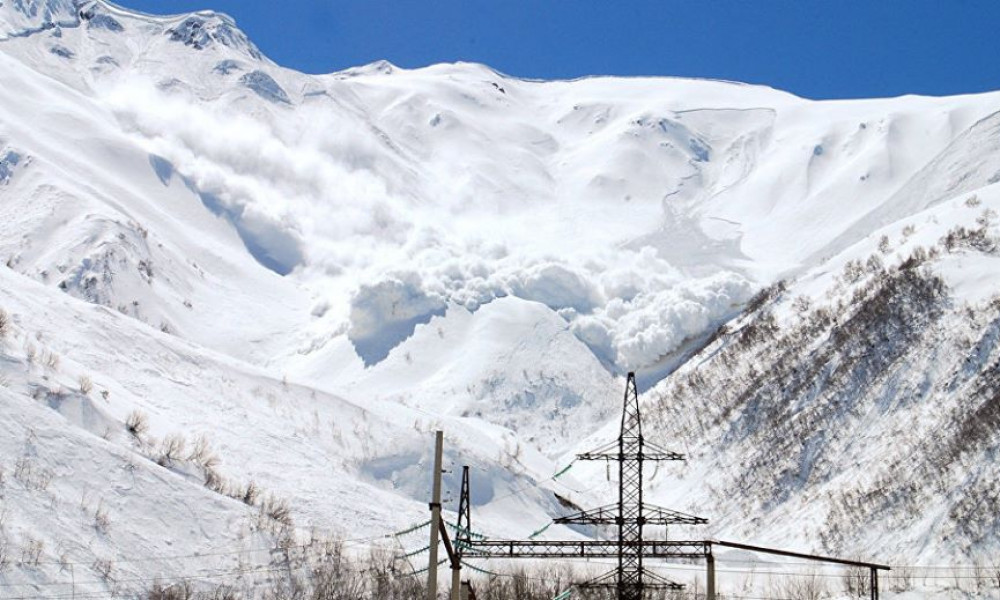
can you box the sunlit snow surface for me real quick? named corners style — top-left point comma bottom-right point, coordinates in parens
top-left (3, 1), bottom-right (1000, 595)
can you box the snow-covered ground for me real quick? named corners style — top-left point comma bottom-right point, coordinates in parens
top-left (2, 1), bottom-right (1000, 597)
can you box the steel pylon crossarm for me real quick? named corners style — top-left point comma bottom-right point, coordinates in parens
top-left (554, 503), bottom-right (707, 526)
top-left (578, 569), bottom-right (685, 591)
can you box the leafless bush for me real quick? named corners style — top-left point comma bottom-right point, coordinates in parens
top-left (842, 565), bottom-right (869, 598)
top-left (242, 480), bottom-right (260, 507)
top-left (43, 349), bottom-right (60, 371)
top-left (0, 308), bottom-right (9, 340)
top-left (745, 279), bottom-right (787, 314)
top-left (158, 434), bottom-right (187, 467)
top-left (865, 253), bottom-right (884, 273)
top-left (889, 565), bottom-right (914, 594)
top-left (146, 580), bottom-right (196, 600)
top-left (203, 466), bottom-right (227, 495)
top-left (14, 457), bottom-right (53, 491)
top-left (187, 435), bottom-right (220, 470)
top-left (888, 562), bottom-right (914, 593)
top-left (779, 570), bottom-right (828, 600)
top-left (79, 375), bottom-right (93, 395)
top-left (94, 502), bottom-right (112, 534)
top-left (260, 494), bottom-right (293, 528)
top-left (93, 557), bottom-right (114, 581)
top-left (878, 234), bottom-right (891, 254)
top-left (126, 410), bottom-right (150, 439)
top-left (941, 224), bottom-right (997, 253)
top-left (842, 259), bottom-right (865, 283)
top-left (0, 535), bottom-right (10, 572)
top-left (898, 245), bottom-right (930, 270)
top-left (19, 537), bottom-right (43, 566)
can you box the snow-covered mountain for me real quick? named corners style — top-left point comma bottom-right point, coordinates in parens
top-left (2, 0), bottom-right (1000, 596)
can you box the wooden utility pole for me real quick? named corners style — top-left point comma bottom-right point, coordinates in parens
top-left (427, 431), bottom-right (444, 600)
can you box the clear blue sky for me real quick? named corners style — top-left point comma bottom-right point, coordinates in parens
top-left (122, 0), bottom-right (1000, 100)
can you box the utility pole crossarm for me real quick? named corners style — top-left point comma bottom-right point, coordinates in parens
top-left (642, 504), bottom-right (708, 525)
top-left (576, 450), bottom-right (686, 461)
top-left (553, 504), bottom-right (707, 526)
top-left (578, 569), bottom-right (685, 591)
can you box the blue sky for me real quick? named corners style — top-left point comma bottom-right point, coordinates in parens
top-left (124, 0), bottom-right (1000, 100)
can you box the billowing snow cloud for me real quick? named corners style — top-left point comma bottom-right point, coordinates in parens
top-left (102, 77), bottom-right (754, 371)
top-left (349, 273), bottom-right (447, 366)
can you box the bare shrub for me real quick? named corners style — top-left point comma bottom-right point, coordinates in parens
top-left (898, 245), bottom-right (929, 270)
top-left (877, 234), bottom-right (891, 254)
top-left (792, 295), bottom-right (812, 314)
top-left (79, 375), bottom-right (93, 395)
top-left (888, 562), bottom-right (914, 593)
top-left (203, 467), bottom-right (227, 495)
top-left (94, 502), bottom-right (112, 534)
top-left (842, 259), bottom-right (865, 283)
top-left (145, 579), bottom-right (195, 600)
top-left (157, 434), bottom-right (187, 467)
top-left (19, 537), bottom-right (43, 566)
top-left (745, 280), bottom-right (787, 314)
top-left (93, 557), bottom-right (114, 581)
top-left (941, 224), bottom-right (997, 253)
top-left (43, 349), bottom-right (60, 371)
top-left (260, 494), bottom-right (293, 528)
top-left (0, 308), bottom-right (9, 339)
top-left (843, 565), bottom-right (869, 598)
top-left (0, 535), bottom-right (10, 572)
top-left (782, 570), bottom-right (828, 600)
top-left (126, 410), bottom-right (150, 439)
top-left (187, 435), bottom-right (219, 470)
top-left (977, 208), bottom-right (997, 228)
top-left (242, 480), bottom-right (260, 507)
top-left (14, 457), bottom-right (53, 491)
top-left (865, 253), bottom-right (884, 273)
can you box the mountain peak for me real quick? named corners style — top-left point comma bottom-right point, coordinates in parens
top-left (164, 12), bottom-right (260, 59)
top-left (0, 0), bottom-right (81, 37)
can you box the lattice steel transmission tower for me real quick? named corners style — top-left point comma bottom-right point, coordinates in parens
top-left (459, 372), bottom-right (889, 600)
top-left (555, 372), bottom-right (707, 599)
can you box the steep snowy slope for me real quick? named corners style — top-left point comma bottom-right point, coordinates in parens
top-left (632, 185), bottom-right (1000, 564)
top-left (3, 0), bottom-right (1000, 595)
